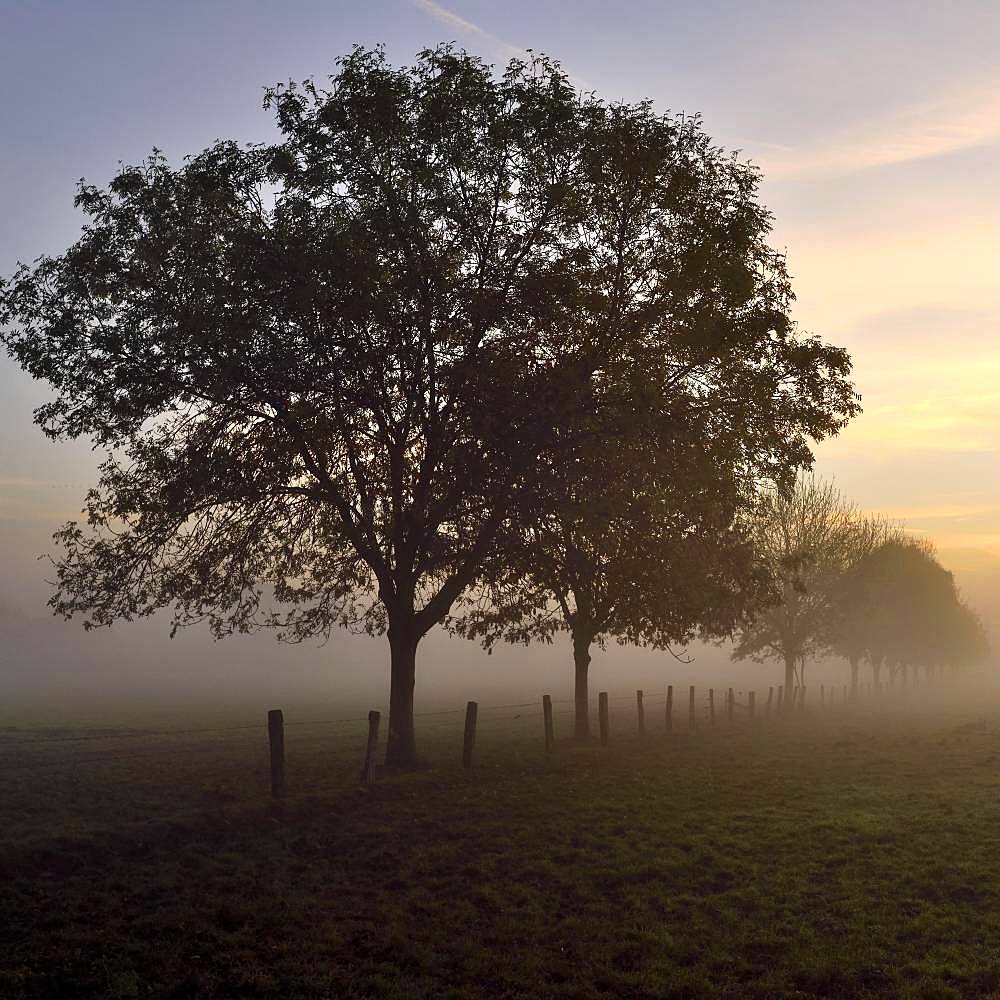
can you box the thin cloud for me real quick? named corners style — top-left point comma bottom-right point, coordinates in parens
top-left (758, 79), bottom-right (1000, 181)
top-left (409, 0), bottom-right (528, 61)
top-left (408, 0), bottom-right (589, 89)
top-left (0, 478), bottom-right (82, 489)
top-left (845, 392), bottom-right (1000, 454)
top-left (880, 504), bottom-right (1000, 523)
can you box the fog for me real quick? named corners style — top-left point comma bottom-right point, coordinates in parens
top-left (3, 514), bottom-right (998, 729)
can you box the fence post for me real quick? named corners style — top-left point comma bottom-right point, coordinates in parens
top-left (267, 709), bottom-right (285, 800)
top-left (820, 684), bottom-right (825, 707)
top-left (665, 685), bottom-right (673, 733)
top-left (361, 710), bottom-right (380, 786)
top-left (462, 701), bottom-right (478, 768)
top-left (767, 687), bottom-right (774, 715)
top-left (542, 694), bottom-right (554, 753)
top-left (727, 687), bottom-right (735, 724)
top-left (636, 690), bottom-right (645, 738)
top-left (749, 690), bottom-right (756, 721)
top-left (777, 685), bottom-right (783, 711)
top-left (599, 692), bottom-right (610, 746)
top-left (708, 688), bottom-right (716, 727)
top-left (689, 686), bottom-right (696, 728)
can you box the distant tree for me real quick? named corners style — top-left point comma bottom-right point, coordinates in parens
top-left (838, 537), bottom-right (989, 684)
top-left (733, 477), bottom-right (889, 694)
top-left (0, 45), bottom-right (859, 765)
top-left (828, 517), bottom-right (906, 695)
top-left (942, 600), bottom-right (991, 674)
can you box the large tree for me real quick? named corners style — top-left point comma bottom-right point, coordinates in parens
top-left (454, 407), bottom-right (774, 738)
top-left (1, 45), bottom-right (858, 765)
top-left (452, 96), bottom-right (860, 735)
top-left (1, 46), bottom-right (591, 766)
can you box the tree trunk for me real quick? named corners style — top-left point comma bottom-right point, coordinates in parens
top-left (385, 623), bottom-right (419, 769)
top-left (573, 633), bottom-right (592, 740)
top-left (784, 651), bottom-right (796, 705)
top-left (850, 656), bottom-right (859, 699)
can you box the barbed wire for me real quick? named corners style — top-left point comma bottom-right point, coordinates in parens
top-left (0, 696), bottom-right (583, 746)
top-left (0, 685), bottom-right (805, 763)
top-left (3, 739), bottom-right (271, 774)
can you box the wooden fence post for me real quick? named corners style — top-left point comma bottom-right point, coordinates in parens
top-left (727, 687), bottom-right (735, 724)
top-left (599, 692), bottom-right (610, 746)
top-left (689, 686), bottom-right (696, 728)
top-left (462, 701), bottom-right (478, 768)
top-left (665, 685), bottom-right (673, 733)
top-left (636, 690), bottom-right (645, 738)
top-left (767, 687), bottom-right (774, 715)
top-left (542, 694), bottom-right (554, 753)
top-left (820, 684), bottom-right (825, 707)
top-left (361, 710), bottom-right (380, 786)
top-left (708, 688), bottom-right (715, 727)
top-left (267, 709), bottom-right (285, 800)
top-left (777, 685), bottom-right (783, 711)
top-left (749, 691), bottom-right (756, 720)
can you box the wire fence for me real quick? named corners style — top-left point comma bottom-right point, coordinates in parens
top-left (0, 678), bottom-right (905, 788)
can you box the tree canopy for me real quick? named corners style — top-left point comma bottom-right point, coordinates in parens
top-left (453, 403), bottom-right (774, 738)
top-left (449, 89), bottom-right (862, 734)
top-left (1, 44), bottom-right (859, 764)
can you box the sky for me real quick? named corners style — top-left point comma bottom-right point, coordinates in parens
top-left (0, 0), bottom-right (997, 711)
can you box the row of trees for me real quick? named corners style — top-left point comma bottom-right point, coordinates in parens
top-left (0, 45), bottom-right (979, 767)
top-left (735, 478), bottom-right (989, 694)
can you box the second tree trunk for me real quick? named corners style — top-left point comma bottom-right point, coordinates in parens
top-left (573, 633), bottom-right (592, 740)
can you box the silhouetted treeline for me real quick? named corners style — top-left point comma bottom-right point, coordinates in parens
top-left (838, 535), bottom-right (988, 687)
top-left (1, 45), bottom-right (870, 764)
top-left (733, 476), bottom-right (988, 692)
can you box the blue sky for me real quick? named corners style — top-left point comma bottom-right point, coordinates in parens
top-left (1, 0), bottom-right (998, 700)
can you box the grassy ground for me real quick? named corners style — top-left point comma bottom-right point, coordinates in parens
top-left (4, 699), bottom-right (1000, 999)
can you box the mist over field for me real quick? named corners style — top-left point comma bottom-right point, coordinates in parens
top-left (2, 505), bottom-right (998, 723)
top-left (0, 507), bottom-right (739, 718)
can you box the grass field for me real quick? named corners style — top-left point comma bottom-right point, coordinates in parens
top-left (4, 696), bottom-right (1000, 999)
